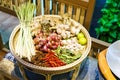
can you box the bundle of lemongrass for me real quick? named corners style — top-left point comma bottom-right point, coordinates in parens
top-left (14, 2), bottom-right (36, 61)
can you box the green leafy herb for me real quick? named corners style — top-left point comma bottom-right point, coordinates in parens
top-left (95, 0), bottom-right (120, 43)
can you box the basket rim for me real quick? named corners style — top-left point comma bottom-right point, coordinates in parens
top-left (9, 15), bottom-right (91, 72)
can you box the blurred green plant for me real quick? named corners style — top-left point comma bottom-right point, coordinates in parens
top-left (95, 0), bottom-right (120, 43)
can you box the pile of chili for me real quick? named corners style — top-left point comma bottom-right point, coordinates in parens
top-left (42, 51), bottom-right (66, 67)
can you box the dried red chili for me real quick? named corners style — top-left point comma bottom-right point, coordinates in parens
top-left (42, 51), bottom-right (66, 67)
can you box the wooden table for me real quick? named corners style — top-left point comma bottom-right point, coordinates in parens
top-left (98, 49), bottom-right (116, 80)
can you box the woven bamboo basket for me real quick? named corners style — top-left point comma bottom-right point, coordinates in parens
top-left (9, 15), bottom-right (91, 80)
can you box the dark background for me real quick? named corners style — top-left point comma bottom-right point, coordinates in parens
top-left (89, 0), bottom-right (106, 38)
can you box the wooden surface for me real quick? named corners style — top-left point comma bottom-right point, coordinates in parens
top-left (0, 0), bottom-right (42, 16)
top-left (90, 37), bottom-right (111, 58)
top-left (0, 33), bottom-right (3, 50)
top-left (98, 49), bottom-right (116, 80)
top-left (0, 50), bottom-right (6, 61)
top-left (0, 0), bottom-right (95, 31)
top-left (44, 0), bottom-right (95, 31)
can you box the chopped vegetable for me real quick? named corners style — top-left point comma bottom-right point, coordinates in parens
top-left (61, 37), bottom-right (86, 53)
top-left (42, 51), bottom-right (66, 67)
top-left (55, 46), bottom-right (82, 64)
top-left (14, 2), bottom-right (36, 61)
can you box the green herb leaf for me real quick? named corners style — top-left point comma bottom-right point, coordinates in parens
top-left (100, 26), bottom-right (109, 32)
top-left (117, 33), bottom-right (120, 40)
top-left (109, 31), bottom-right (116, 38)
top-left (95, 0), bottom-right (120, 43)
top-left (108, 37), bottom-right (113, 43)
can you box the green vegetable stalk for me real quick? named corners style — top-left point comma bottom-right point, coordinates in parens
top-left (14, 2), bottom-right (36, 61)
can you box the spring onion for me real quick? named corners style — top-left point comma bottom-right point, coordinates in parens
top-left (14, 2), bottom-right (36, 61)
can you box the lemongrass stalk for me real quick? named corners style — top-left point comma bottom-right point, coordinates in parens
top-left (14, 2), bottom-right (36, 61)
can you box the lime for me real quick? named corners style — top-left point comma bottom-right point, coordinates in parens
top-left (77, 32), bottom-right (84, 39)
top-left (78, 37), bottom-right (87, 45)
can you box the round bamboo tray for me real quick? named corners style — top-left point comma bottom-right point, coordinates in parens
top-left (9, 15), bottom-right (91, 79)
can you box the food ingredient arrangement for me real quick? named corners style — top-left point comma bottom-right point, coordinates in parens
top-left (14, 2), bottom-right (87, 67)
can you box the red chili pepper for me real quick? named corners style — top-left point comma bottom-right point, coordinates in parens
top-left (42, 51), bottom-right (66, 67)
